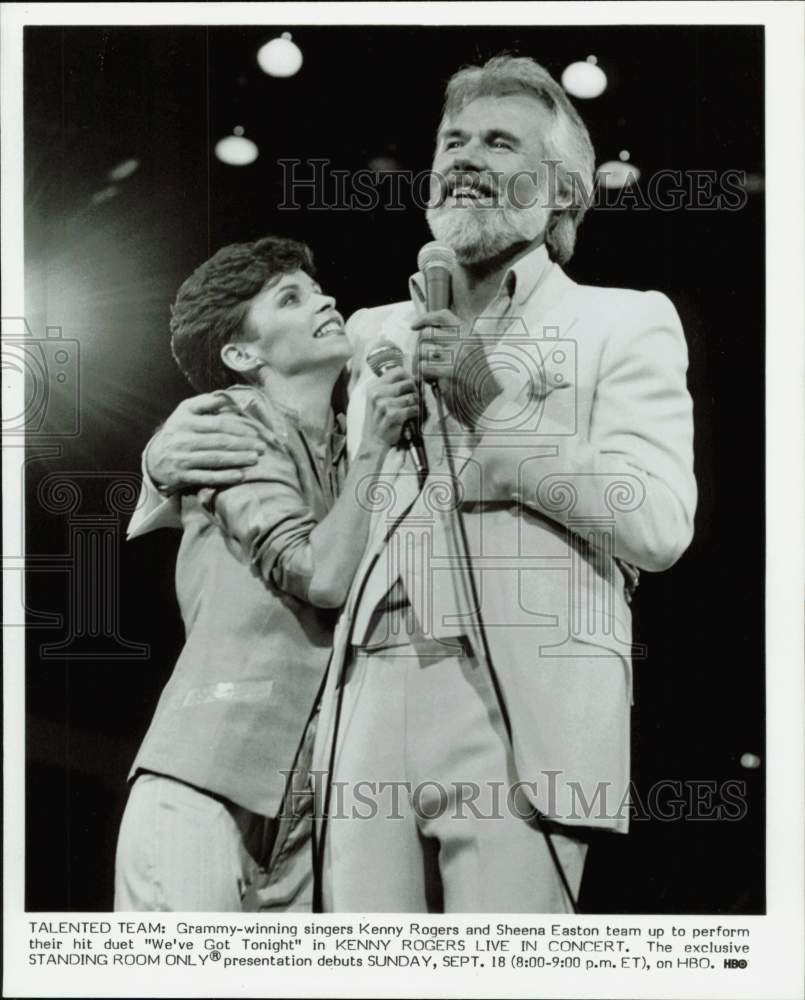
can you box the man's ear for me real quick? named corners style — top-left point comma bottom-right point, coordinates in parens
top-left (220, 341), bottom-right (263, 376)
top-left (542, 159), bottom-right (575, 212)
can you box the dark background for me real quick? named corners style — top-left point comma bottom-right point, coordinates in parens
top-left (22, 24), bottom-right (764, 912)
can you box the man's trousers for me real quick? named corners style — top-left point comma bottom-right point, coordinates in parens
top-left (314, 635), bottom-right (589, 913)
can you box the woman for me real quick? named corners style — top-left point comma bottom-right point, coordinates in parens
top-left (115, 236), bottom-right (417, 911)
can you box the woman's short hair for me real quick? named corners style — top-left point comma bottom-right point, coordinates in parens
top-left (170, 235), bottom-right (315, 393)
top-left (442, 55), bottom-right (595, 265)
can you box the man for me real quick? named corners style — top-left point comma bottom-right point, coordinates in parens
top-left (118, 236), bottom-right (417, 911)
top-left (137, 55), bottom-right (696, 912)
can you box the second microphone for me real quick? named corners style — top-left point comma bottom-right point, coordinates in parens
top-left (365, 341), bottom-right (429, 487)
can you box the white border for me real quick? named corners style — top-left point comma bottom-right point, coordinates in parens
top-left (3, 3), bottom-right (803, 998)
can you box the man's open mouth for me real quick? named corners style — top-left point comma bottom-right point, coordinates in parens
top-left (447, 177), bottom-right (497, 204)
top-left (313, 318), bottom-right (344, 339)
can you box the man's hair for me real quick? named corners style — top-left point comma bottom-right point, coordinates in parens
top-left (170, 235), bottom-right (316, 392)
top-left (441, 54), bottom-right (595, 265)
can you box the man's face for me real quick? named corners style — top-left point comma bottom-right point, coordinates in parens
top-left (238, 270), bottom-right (352, 377)
top-left (427, 94), bottom-right (553, 265)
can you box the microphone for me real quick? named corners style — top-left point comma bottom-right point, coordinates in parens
top-left (366, 340), bottom-right (428, 485)
top-left (417, 241), bottom-right (456, 313)
top-left (416, 242), bottom-right (457, 383)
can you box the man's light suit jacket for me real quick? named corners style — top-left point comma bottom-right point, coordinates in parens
top-left (318, 243), bottom-right (697, 833)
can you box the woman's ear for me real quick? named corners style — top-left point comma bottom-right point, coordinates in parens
top-left (220, 341), bottom-right (263, 376)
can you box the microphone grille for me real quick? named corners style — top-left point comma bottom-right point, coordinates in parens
top-left (417, 241), bottom-right (457, 274)
top-left (366, 340), bottom-right (404, 377)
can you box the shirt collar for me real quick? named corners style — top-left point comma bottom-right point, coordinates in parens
top-left (409, 241), bottom-right (553, 311)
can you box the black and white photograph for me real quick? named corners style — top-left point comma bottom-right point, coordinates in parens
top-left (2, 3), bottom-right (803, 998)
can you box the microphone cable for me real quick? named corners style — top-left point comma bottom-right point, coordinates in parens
top-left (312, 392), bottom-right (580, 914)
top-left (312, 488), bottom-right (423, 913)
top-left (430, 382), bottom-right (580, 914)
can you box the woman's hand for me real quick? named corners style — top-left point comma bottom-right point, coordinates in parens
top-left (359, 368), bottom-right (419, 453)
top-left (307, 368), bottom-right (418, 607)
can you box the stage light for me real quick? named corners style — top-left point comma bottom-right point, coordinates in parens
top-left (740, 753), bottom-right (761, 769)
top-left (90, 185), bottom-right (119, 206)
top-left (215, 127), bottom-right (258, 166)
top-left (561, 55), bottom-right (607, 99)
top-left (108, 158), bottom-right (140, 182)
top-left (368, 155), bottom-right (401, 173)
top-left (257, 33), bottom-right (303, 78)
top-left (596, 151), bottom-right (641, 189)
top-left (741, 173), bottom-right (765, 194)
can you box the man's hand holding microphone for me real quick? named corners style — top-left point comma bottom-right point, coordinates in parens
top-left (412, 243), bottom-right (504, 431)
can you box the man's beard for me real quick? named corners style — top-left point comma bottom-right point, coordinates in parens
top-left (426, 200), bottom-right (548, 266)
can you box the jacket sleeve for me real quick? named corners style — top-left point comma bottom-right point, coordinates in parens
top-left (470, 291), bottom-right (697, 572)
top-left (126, 438), bottom-right (182, 539)
top-left (197, 392), bottom-right (323, 605)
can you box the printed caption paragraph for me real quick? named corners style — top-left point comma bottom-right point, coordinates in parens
top-left (26, 918), bottom-right (752, 974)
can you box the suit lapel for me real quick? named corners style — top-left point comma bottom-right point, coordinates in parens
top-left (341, 264), bottom-right (582, 625)
top-left (450, 266), bottom-right (580, 477)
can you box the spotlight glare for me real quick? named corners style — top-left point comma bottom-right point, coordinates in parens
top-left (257, 35), bottom-right (303, 78)
top-left (596, 159), bottom-right (641, 189)
top-left (562, 59), bottom-right (607, 99)
top-left (215, 133), bottom-right (259, 167)
top-left (740, 753), bottom-right (761, 770)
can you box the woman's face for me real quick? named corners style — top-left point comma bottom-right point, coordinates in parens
top-left (237, 269), bottom-right (353, 377)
